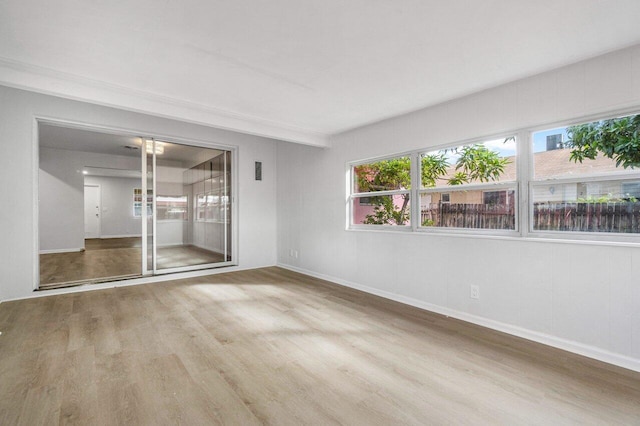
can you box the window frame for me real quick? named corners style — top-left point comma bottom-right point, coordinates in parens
top-left (349, 153), bottom-right (414, 230)
top-left (347, 134), bottom-right (520, 235)
top-left (346, 109), bottom-right (640, 244)
top-left (524, 113), bottom-right (640, 243)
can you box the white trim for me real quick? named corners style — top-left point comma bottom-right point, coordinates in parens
top-left (277, 263), bottom-right (640, 373)
top-left (141, 140), bottom-right (149, 276)
top-left (39, 247), bottom-right (84, 254)
top-left (0, 57), bottom-right (328, 147)
top-left (152, 141), bottom-right (157, 273)
top-left (191, 243), bottom-right (225, 255)
top-left (99, 234), bottom-right (142, 239)
top-left (32, 118), bottom-right (40, 291)
top-left (157, 243), bottom-right (187, 248)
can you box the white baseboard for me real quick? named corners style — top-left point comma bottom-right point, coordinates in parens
top-left (277, 262), bottom-right (640, 373)
top-left (192, 243), bottom-right (224, 255)
top-left (157, 242), bottom-right (187, 248)
top-left (98, 234), bottom-right (142, 239)
top-left (39, 247), bottom-right (84, 254)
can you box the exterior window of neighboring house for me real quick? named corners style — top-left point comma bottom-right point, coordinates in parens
top-left (156, 195), bottom-right (188, 221)
top-left (531, 116), bottom-right (640, 235)
top-left (359, 196), bottom-right (373, 206)
top-left (621, 182), bottom-right (640, 200)
top-left (419, 137), bottom-right (517, 231)
top-left (350, 155), bottom-right (411, 226)
top-left (483, 190), bottom-right (514, 206)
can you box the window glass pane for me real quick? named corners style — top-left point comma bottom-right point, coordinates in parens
top-left (352, 194), bottom-right (411, 226)
top-left (156, 195), bottom-right (187, 221)
top-left (196, 194), bottom-right (207, 221)
top-left (421, 137), bottom-right (516, 189)
top-left (532, 179), bottom-right (640, 233)
top-left (420, 189), bottom-right (515, 230)
top-left (132, 188), bottom-right (152, 217)
top-left (353, 156), bottom-right (411, 193)
top-left (533, 115), bottom-right (640, 179)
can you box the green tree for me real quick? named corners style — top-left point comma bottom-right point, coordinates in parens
top-left (355, 145), bottom-right (509, 225)
top-left (567, 114), bottom-right (640, 169)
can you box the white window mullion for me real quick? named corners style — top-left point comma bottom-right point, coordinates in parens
top-left (411, 152), bottom-right (420, 231)
top-left (518, 130), bottom-right (531, 237)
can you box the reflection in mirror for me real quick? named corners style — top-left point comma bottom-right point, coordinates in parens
top-left (38, 122), bottom-right (234, 289)
top-left (154, 142), bottom-right (232, 271)
top-left (38, 123), bottom-right (144, 288)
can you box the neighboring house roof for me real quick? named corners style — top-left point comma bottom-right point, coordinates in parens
top-left (530, 149), bottom-right (622, 179)
top-left (433, 148), bottom-right (624, 187)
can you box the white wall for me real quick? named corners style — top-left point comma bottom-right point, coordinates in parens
top-left (0, 85), bottom-right (278, 301)
top-left (84, 175), bottom-right (142, 239)
top-left (39, 147), bottom-right (141, 251)
top-left (38, 148), bottom-right (84, 251)
top-left (277, 45), bottom-right (640, 371)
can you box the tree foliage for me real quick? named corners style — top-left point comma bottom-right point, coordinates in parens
top-left (567, 114), bottom-right (640, 169)
top-left (355, 145), bottom-right (509, 225)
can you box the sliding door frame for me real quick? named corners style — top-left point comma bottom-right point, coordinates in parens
top-left (150, 139), bottom-right (237, 275)
top-left (33, 117), bottom-right (239, 290)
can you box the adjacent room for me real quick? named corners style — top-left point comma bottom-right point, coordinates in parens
top-left (1, 1), bottom-right (640, 424)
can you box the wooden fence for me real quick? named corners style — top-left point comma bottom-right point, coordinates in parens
top-left (421, 203), bottom-right (515, 230)
top-left (533, 201), bottom-right (640, 233)
top-left (421, 202), bottom-right (640, 232)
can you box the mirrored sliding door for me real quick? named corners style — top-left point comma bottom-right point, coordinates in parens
top-left (38, 120), bottom-right (235, 290)
top-left (148, 139), bottom-right (233, 274)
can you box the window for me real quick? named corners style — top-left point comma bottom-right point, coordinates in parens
top-left (195, 192), bottom-right (221, 222)
top-left (348, 112), bottom-right (640, 242)
top-left (133, 188), bottom-right (152, 217)
top-left (531, 114), bottom-right (640, 235)
top-left (156, 195), bottom-right (187, 221)
top-left (351, 156), bottom-right (411, 226)
top-left (419, 137), bottom-right (517, 231)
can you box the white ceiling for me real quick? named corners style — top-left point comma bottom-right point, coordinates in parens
top-left (3, 1), bottom-right (640, 146)
top-left (39, 122), bottom-right (222, 164)
top-left (39, 123), bottom-right (142, 158)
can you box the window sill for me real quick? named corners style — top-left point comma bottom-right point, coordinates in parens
top-left (346, 226), bottom-right (640, 247)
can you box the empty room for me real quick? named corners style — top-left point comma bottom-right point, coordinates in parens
top-left (1, 1), bottom-right (640, 424)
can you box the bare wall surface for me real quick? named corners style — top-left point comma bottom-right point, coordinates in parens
top-left (0, 85), bottom-right (278, 300)
top-left (39, 148), bottom-right (141, 251)
top-left (276, 45), bottom-right (640, 369)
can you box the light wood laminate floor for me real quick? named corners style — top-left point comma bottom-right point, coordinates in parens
top-left (40, 238), bottom-right (225, 288)
top-left (2, 267), bottom-right (639, 424)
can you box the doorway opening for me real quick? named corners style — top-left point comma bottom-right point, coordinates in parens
top-left (38, 121), bottom-right (235, 289)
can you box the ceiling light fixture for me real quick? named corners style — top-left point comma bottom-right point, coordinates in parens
top-left (145, 140), bottom-right (164, 155)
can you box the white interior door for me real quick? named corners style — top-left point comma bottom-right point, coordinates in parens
top-left (84, 184), bottom-right (101, 239)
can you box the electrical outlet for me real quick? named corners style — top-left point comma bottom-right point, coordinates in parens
top-left (294, 250), bottom-right (299, 259)
top-left (470, 284), bottom-right (480, 300)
